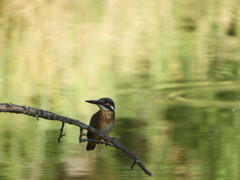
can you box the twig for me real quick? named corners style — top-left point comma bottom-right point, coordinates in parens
top-left (0, 103), bottom-right (152, 176)
top-left (79, 128), bottom-right (83, 143)
top-left (131, 161), bottom-right (136, 170)
top-left (58, 122), bottom-right (66, 143)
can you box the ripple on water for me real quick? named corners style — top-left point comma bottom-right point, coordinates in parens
top-left (166, 81), bottom-right (240, 108)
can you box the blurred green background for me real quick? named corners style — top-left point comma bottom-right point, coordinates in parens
top-left (0, 0), bottom-right (240, 179)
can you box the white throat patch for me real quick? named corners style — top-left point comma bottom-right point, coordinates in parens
top-left (98, 105), bottom-right (109, 111)
top-left (98, 105), bottom-right (115, 111)
top-left (110, 106), bottom-right (115, 111)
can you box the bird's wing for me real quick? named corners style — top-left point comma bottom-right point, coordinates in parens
top-left (89, 111), bottom-right (99, 128)
top-left (87, 111), bottom-right (99, 139)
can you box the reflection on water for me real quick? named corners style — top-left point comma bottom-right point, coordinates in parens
top-left (0, 0), bottom-right (240, 179)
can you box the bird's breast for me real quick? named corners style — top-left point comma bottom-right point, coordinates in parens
top-left (100, 122), bottom-right (114, 135)
top-left (98, 110), bottom-right (115, 135)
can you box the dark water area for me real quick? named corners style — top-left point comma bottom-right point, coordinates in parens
top-left (0, 1), bottom-right (240, 180)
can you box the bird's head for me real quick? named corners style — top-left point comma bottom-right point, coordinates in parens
top-left (85, 97), bottom-right (115, 111)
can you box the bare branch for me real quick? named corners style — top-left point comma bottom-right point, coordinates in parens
top-left (0, 103), bottom-right (152, 176)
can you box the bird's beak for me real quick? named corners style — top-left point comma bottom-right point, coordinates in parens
top-left (85, 100), bottom-right (101, 105)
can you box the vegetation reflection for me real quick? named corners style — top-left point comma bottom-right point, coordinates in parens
top-left (0, 0), bottom-right (240, 179)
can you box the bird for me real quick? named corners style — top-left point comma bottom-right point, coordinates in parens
top-left (85, 97), bottom-right (115, 151)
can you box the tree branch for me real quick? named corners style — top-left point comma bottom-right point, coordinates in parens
top-left (0, 103), bottom-right (152, 176)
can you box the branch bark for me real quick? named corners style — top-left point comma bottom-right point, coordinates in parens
top-left (0, 103), bottom-right (152, 176)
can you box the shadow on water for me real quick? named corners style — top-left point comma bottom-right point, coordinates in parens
top-left (114, 117), bottom-right (148, 159)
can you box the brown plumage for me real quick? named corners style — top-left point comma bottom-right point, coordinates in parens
top-left (85, 98), bottom-right (115, 151)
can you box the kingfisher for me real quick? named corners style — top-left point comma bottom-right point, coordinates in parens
top-left (85, 97), bottom-right (115, 151)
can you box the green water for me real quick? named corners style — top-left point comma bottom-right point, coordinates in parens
top-left (0, 1), bottom-right (240, 179)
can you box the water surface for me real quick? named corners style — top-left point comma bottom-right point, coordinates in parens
top-left (0, 1), bottom-right (240, 180)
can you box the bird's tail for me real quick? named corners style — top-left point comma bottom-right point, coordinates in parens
top-left (86, 141), bottom-right (96, 151)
